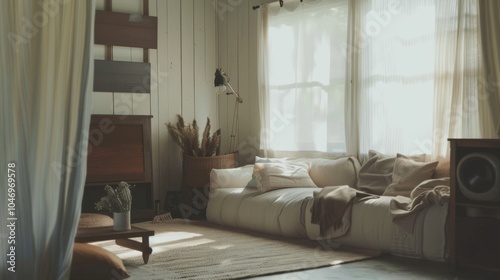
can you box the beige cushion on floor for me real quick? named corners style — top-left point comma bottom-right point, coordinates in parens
top-left (70, 243), bottom-right (130, 280)
top-left (78, 213), bottom-right (113, 228)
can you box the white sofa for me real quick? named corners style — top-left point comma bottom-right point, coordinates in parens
top-left (206, 154), bottom-right (450, 262)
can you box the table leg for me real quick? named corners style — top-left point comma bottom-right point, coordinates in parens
top-left (115, 238), bottom-right (153, 264)
top-left (142, 236), bottom-right (151, 264)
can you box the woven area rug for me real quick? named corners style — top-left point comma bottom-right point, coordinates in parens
top-left (94, 219), bottom-right (381, 280)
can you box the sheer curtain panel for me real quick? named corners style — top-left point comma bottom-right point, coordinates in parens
top-left (1, 1), bottom-right (94, 279)
top-left (478, 0), bottom-right (500, 137)
top-left (432, 0), bottom-right (498, 158)
top-left (258, 0), bottom-right (349, 158)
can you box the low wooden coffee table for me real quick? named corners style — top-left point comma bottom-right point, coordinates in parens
top-left (75, 225), bottom-right (155, 264)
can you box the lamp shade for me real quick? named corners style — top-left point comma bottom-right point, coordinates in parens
top-left (214, 68), bottom-right (226, 87)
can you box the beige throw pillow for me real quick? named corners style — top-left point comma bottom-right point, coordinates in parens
top-left (357, 150), bottom-right (425, 195)
top-left (253, 162), bottom-right (318, 192)
top-left (288, 157), bottom-right (360, 188)
top-left (383, 157), bottom-right (439, 197)
top-left (210, 164), bottom-right (254, 191)
top-left (432, 157), bottom-right (451, 179)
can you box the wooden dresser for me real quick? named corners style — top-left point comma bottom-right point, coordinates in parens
top-left (81, 114), bottom-right (154, 222)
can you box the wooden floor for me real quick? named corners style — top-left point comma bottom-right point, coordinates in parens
top-left (249, 254), bottom-right (499, 280)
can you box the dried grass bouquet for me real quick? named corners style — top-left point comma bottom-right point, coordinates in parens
top-left (95, 181), bottom-right (132, 213)
top-left (166, 114), bottom-right (221, 157)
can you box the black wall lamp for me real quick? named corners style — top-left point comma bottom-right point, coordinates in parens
top-left (214, 68), bottom-right (242, 153)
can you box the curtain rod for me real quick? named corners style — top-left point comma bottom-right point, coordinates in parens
top-left (252, 0), bottom-right (303, 10)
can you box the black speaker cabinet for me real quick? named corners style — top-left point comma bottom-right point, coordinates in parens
top-left (449, 138), bottom-right (500, 274)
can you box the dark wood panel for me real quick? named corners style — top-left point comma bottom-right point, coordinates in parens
top-left (93, 60), bottom-right (151, 93)
top-left (86, 115), bottom-right (153, 183)
top-left (87, 124), bottom-right (145, 182)
top-left (95, 10), bottom-right (157, 49)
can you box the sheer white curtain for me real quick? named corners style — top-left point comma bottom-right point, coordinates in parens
top-left (1, 1), bottom-right (94, 279)
top-left (259, 0), bottom-right (499, 160)
top-left (478, 0), bottom-right (500, 137)
top-left (432, 0), bottom-right (500, 156)
top-left (353, 0), bottom-right (437, 158)
top-left (258, 0), bottom-right (349, 158)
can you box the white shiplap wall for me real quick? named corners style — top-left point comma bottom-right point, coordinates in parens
top-left (216, 0), bottom-right (260, 165)
top-left (91, 0), bottom-right (260, 208)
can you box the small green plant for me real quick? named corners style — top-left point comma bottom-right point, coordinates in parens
top-left (95, 181), bottom-right (132, 213)
top-left (166, 114), bottom-right (221, 157)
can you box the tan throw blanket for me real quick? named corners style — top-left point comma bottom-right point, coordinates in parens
top-left (390, 178), bottom-right (450, 233)
top-left (311, 185), bottom-right (378, 237)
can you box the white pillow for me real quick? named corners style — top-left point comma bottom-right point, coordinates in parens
top-left (210, 165), bottom-right (254, 191)
top-left (253, 162), bottom-right (318, 192)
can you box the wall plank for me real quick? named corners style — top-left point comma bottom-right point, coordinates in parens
top-left (156, 0), bottom-right (171, 205)
top-left (205, 0), bottom-right (218, 130)
top-left (112, 46), bottom-right (133, 61)
top-left (113, 92), bottom-right (133, 115)
top-left (91, 92), bottom-right (114, 114)
top-left (132, 93), bottom-right (151, 115)
top-left (148, 1), bottom-right (161, 203)
top-left (246, 1), bottom-right (260, 164)
top-left (165, 0), bottom-right (183, 192)
top-left (217, 0), bottom-right (230, 154)
top-left (194, 1), bottom-right (207, 124)
top-left (237, 1), bottom-right (250, 161)
top-left (181, 0), bottom-right (195, 121)
top-left (109, 0), bottom-right (142, 14)
top-left (94, 45), bottom-right (106, 60)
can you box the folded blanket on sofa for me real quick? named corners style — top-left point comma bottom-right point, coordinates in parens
top-left (390, 179), bottom-right (450, 233)
top-left (311, 185), bottom-right (377, 237)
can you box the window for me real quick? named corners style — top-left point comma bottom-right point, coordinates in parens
top-left (260, 0), bottom-right (491, 158)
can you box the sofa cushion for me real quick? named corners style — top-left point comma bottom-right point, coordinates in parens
top-left (432, 157), bottom-right (450, 179)
top-left (210, 164), bottom-right (254, 191)
top-left (383, 157), bottom-right (439, 197)
top-left (289, 157), bottom-right (360, 188)
top-left (253, 162), bottom-right (318, 192)
top-left (256, 156), bottom-right (360, 188)
top-left (70, 243), bottom-right (129, 280)
top-left (357, 150), bottom-right (425, 195)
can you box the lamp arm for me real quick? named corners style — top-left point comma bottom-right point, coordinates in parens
top-left (226, 82), bottom-right (243, 103)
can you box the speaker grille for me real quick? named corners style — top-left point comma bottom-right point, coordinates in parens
top-left (457, 153), bottom-right (500, 201)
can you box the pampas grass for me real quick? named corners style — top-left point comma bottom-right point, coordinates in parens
top-left (166, 114), bottom-right (221, 157)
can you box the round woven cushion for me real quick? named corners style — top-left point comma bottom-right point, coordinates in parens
top-left (78, 213), bottom-right (113, 228)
